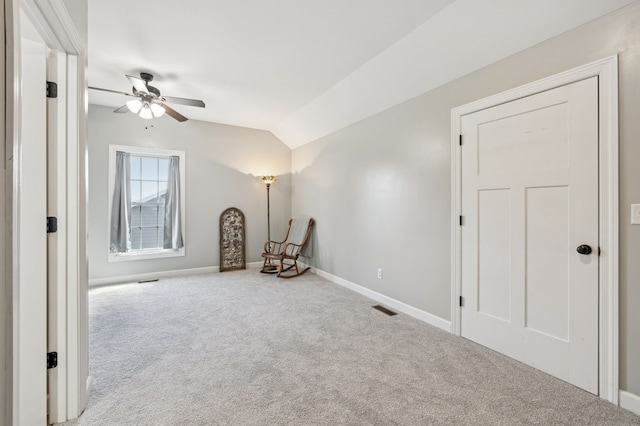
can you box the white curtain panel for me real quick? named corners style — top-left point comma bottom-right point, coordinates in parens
top-left (163, 155), bottom-right (183, 249)
top-left (109, 151), bottom-right (131, 253)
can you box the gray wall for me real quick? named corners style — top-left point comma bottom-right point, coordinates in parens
top-left (88, 105), bottom-right (292, 281)
top-left (1, 0), bottom-right (6, 422)
top-left (291, 3), bottom-right (640, 395)
top-left (62, 0), bottom-right (87, 46)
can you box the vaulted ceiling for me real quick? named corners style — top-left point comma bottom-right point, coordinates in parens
top-left (88, 0), bottom-right (636, 148)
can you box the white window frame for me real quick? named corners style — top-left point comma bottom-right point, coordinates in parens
top-left (108, 144), bottom-right (186, 262)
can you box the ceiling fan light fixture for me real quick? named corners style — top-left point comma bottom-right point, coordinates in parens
top-left (126, 98), bottom-right (142, 113)
top-left (150, 103), bottom-right (166, 118)
top-left (90, 72), bottom-right (204, 122)
top-left (139, 103), bottom-right (153, 120)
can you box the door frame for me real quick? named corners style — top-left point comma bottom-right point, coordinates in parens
top-left (450, 56), bottom-right (619, 404)
top-left (5, 0), bottom-right (88, 423)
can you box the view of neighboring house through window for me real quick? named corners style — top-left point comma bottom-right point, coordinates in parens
top-left (130, 155), bottom-right (169, 250)
top-left (109, 145), bottom-right (185, 261)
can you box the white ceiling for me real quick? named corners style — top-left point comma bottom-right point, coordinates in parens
top-left (88, 0), bottom-right (636, 149)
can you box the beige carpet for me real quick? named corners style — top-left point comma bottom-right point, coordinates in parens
top-left (58, 270), bottom-right (639, 425)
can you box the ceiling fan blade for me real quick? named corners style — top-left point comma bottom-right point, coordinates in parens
top-left (89, 86), bottom-right (135, 97)
top-left (162, 104), bottom-right (188, 122)
top-left (162, 96), bottom-right (205, 108)
top-left (113, 105), bottom-right (129, 113)
top-left (126, 75), bottom-right (149, 94)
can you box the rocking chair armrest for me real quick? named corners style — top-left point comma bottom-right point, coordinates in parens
top-left (282, 242), bottom-right (304, 258)
top-left (264, 240), bottom-right (285, 254)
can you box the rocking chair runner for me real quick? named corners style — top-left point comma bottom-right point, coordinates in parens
top-left (261, 218), bottom-right (314, 278)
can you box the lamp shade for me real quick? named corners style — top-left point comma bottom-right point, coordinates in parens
top-left (126, 98), bottom-right (143, 113)
top-left (150, 103), bottom-right (166, 118)
top-left (259, 176), bottom-right (278, 185)
top-left (139, 103), bottom-right (153, 119)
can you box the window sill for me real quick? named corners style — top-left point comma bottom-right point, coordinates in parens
top-left (108, 248), bottom-right (185, 262)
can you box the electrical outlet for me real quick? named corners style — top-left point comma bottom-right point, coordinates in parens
top-left (632, 204), bottom-right (640, 225)
top-left (377, 268), bottom-right (383, 279)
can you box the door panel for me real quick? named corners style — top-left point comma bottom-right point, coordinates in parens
top-left (461, 77), bottom-right (599, 393)
top-left (477, 189), bottom-right (511, 322)
top-left (525, 186), bottom-right (569, 341)
top-left (477, 103), bottom-right (569, 174)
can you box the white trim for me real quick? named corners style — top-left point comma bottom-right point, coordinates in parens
top-left (109, 248), bottom-right (185, 262)
top-left (596, 57), bottom-right (620, 406)
top-left (89, 266), bottom-right (221, 287)
top-left (450, 55), bottom-right (619, 403)
top-left (46, 47), bottom-right (68, 425)
top-left (7, 0), bottom-right (22, 422)
top-left (619, 390), bottom-right (640, 416)
top-left (88, 262), bottom-right (263, 287)
top-left (65, 53), bottom-right (88, 419)
top-left (450, 99), bottom-right (462, 337)
top-left (1, 3), bottom-right (9, 423)
top-left (303, 264), bottom-right (451, 332)
top-left (21, 0), bottom-right (84, 53)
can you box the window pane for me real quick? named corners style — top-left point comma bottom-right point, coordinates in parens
top-left (130, 228), bottom-right (141, 250)
top-left (158, 204), bottom-right (165, 224)
top-left (141, 228), bottom-right (159, 249)
top-left (141, 181), bottom-right (158, 202)
top-left (130, 156), bottom-right (141, 180)
top-left (131, 205), bottom-right (141, 227)
top-left (158, 158), bottom-right (169, 182)
top-left (158, 181), bottom-right (167, 202)
top-left (141, 205), bottom-right (158, 227)
top-left (158, 228), bottom-right (164, 247)
top-left (141, 157), bottom-right (158, 180)
top-left (130, 180), bottom-right (141, 203)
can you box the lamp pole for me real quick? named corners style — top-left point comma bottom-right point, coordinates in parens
top-left (266, 181), bottom-right (272, 242)
top-left (259, 176), bottom-right (278, 244)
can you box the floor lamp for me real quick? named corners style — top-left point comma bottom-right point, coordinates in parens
top-left (259, 175), bottom-right (278, 270)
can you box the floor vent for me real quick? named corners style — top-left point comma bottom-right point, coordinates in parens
top-left (372, 305), bottom-right (397, 316)
top-left (138, 279), bottom-right (159, 283)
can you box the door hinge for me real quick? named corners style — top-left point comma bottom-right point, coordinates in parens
top-left (46, 81), bottom-right (58, 98)
top-left (47, 217), bottom-right (58, 233)
top-left (459, 215), bottom-right (463, 226)
top-left (47, 352), bottom-right (58, 369)
top-left (598, 247), bottom-right (601, 256)
top-left (459, 296), bottom-right (464, 307)
top-left (459, 134), bottom-right (463, 146)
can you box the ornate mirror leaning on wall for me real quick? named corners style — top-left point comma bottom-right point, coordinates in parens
top-left (219, 207), bottom-right (246, 271)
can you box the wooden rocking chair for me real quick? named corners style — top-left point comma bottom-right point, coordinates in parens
top-left (261, 218), bottom-right (314, 278)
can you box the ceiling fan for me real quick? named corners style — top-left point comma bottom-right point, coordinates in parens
top-left (89, 72), bottom-right (205, 122)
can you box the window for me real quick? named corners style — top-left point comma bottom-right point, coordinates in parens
top-left (108, 145), bottom-right (185, 261)
top-left (130, 155), bottom-right (168, 250)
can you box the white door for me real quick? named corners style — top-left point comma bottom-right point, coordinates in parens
top-left (460, 77), bottom-right (599, 393)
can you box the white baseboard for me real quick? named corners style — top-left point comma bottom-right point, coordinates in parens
top-left (619, 390), bottom-right (640, 416)
top-left (304, 264), bottom-right (452, 332)
top-left (89, 262), bottom-right (263, 287)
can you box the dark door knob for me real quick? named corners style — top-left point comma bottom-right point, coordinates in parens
top-left (576, 244), bottom-right (592, 255)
